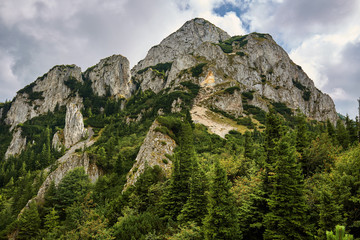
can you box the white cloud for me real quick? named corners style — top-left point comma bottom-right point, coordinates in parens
top-left (329, 88), bottom-right (352, 101)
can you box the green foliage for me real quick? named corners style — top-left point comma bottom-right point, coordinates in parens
top-left (292, 79), bottom-right (311, 101)
top-left (203, 159), bottom-right (240, 240)
top-left (17, 82), bottom-right (36, 95)
top-left (55, 167), bottom-right (91, 218)
top-left (326, 225), bottom-right (353, 240)
top-left (177, 159), bottom-right (208, 225)
top-left (137, 62), bottom-right (173, 75)
top-left (236, 51), bottom-right (245, 56)
top-left (241, 91), bottom-right (254, 100)
top-left (224, 86), bottom-right (240, 94)
top-left (272, 102), bottom-right (292, 117)
top-left (180, 81), bottom-right (200, 97)
top-left (217, 35), bottom-right (248, 53)
top-left (162, 122), bottom-right (196, 220)
top-left (243, 104), bottom-right (266, 124)
top-left (17, 202), bottom-right (41, 239)
top-left (191, 63), bottom-right (207, 77)
top-left (292, 79), bottom-right (306, 91)
top-left (303, 90), bottom-right (311, 101)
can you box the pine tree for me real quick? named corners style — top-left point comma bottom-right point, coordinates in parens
top-left (177, 159), bottom-right (208, 225)
top-left (44, 207), bottom-right (59, 230)
top-left (317, 186), bottom-right (343, 240)
top-left (162, 121), bottom-right (195, 220)
top-left (203, 159), bottom-right (240, 240)
top-left (263, 134), bottom-right (311, 239)
top-left (326, 225), bottom-right (354, 240)
top-left (17, 202), bottom-right (41, 239)
top-left (336, 119), bottom-right (350, 150)
top-left (244, 131), bottom-right (254, 161)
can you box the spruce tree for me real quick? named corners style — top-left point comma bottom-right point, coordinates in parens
top-left (162, 121), bottom-right (195, 220)
top-left (177, 159), bottom-right (208, 225)
top-left (17, 202), bottom-right (41, 239)
top-left (263, 134), bottom-right (311, 239)
top-left (203, 159), bottom-right (240, 240)
top-left (336, 119), bottom-right (350, 150)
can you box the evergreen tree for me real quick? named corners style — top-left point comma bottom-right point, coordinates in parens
top-left (345, 115), bottom-right (358, 144)
top-left (162, 121), bottom-right (195, 220)
top-left (263, 134), bottom-right (311, 239)
top-left (326, 225), bottom-right (354, 240)
top-left (44, 207), bottom-right (59, 231)
top-left (203, 159), bottom-right (240, 240)
top-left (317, 186), bottom-right (343, 240)
top-left (55, 167), bottom-right (91, 219)
top-left (17, 202), bottom-right (41, 239)
top-left (244, 131), bottom-right (254, 161)
top-left (177, 159), bottom-right (208, 225)
top-left (336, 119), bottom-right (350, 150)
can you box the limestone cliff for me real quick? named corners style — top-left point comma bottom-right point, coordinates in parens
top-left (5, 128), bottom-right (26, 159)
top-left (5, 65), bottom-right (83, 130)
top-left (26, 128), bottom-right (99, 204)
top-left (124, 120), bottom-right (176, 190)
top-left (131, 20), bottom-right (338, 133)
top-left (64, 103), bottom-right (86, 148)
top-left (132, 18), bottom-right (230, 73)
top-left (84, 54), bottom-right (133, 99)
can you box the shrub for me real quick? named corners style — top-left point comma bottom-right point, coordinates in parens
top-left (180, 81), bottom-right (200, 97)
top-left (303, 90), bottom-right (311, 101)
top-left (241, 91), bottom-right (254, 100)
top-left (191, 63), bottom-right (207, 77)
top-left (272, 102), bottom-right (292, 116)
top-left (224, 86), bottom-right (240, 94)
top-left (236, 51), bottom-right (245, 57)
top-left (137, 62), bottom-right (173, 75)
top-left (292, 79), bottom-right (306, 91)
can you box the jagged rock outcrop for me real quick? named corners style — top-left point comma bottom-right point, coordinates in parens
top-left (5, 128), bottom-right (26, 159)
top-left (133, 18), bottom-right (230, 73)
top-left (26, 128), bottom-right (99, 204)
top-left (84, 54), bottom-right (133, 99)
top-left (124, 121), bottom-right (176, 190)
top-left (52, 131), bottom-right (63, 152)
top-left (132, 19), bottom-right (337, 127)
top-left (64, 103), bottom-right (86, 148)
top-left (5, 65), bottom-right (83, 130)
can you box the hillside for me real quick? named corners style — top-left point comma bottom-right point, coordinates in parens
top-left (0, 18), bottom-right (359, 239)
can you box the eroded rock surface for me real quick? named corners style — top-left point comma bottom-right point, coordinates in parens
top-left (5, 128), bottom-right (26, 159)
top-left (124, 121), bottom-right (176, 190)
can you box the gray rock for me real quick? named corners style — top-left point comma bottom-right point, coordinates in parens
top-left (84, 54), bottom-right (133, 99)
top-left (5, 65), bottom-right (83, 130)
top-left (123, 120), bottom-right (176, 190)
top-left (132, 18), bottom-right (230, 73)
top-left (5, 128), bottom-right (26, 159)
top-left (64, 103), bottom-right (85, 148)
top-left (52, 131), bottom-right (63, 152)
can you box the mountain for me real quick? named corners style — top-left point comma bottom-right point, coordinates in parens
top-left (1, 18), bottom-right (353, 240)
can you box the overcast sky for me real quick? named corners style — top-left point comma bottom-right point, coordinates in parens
top-left (1, 0), bottom-right (359, 119)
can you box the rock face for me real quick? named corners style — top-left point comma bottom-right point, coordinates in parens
top-left (132, 20), bottom-right (338, 127)
top-left (5, 128), bottom-right (26, 159)
top-left (5, 65), bottom-right (83, 130)
top-left (84, 54), bottom-right (133, 99)
top-left (26, 128), bottom-right (98, 203)
top-left (64, 103), bottom-right (86, 148)
top-left (52, 131), bottom-right (63, 152)
top-left (133, 18), bottom-right (230, 73)
top-left (124, 120), bottom-right (176, 190)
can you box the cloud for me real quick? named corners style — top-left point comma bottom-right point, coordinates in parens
top-left (0, 0), bottom-right (359, 118)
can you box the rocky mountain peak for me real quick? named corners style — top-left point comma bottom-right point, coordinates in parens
top-left (84, 54), bottom-right (134, 99)
top-left (5, 64), bottom-right (83, 130)
top-left (132, 18), bottom-right (230, 72)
